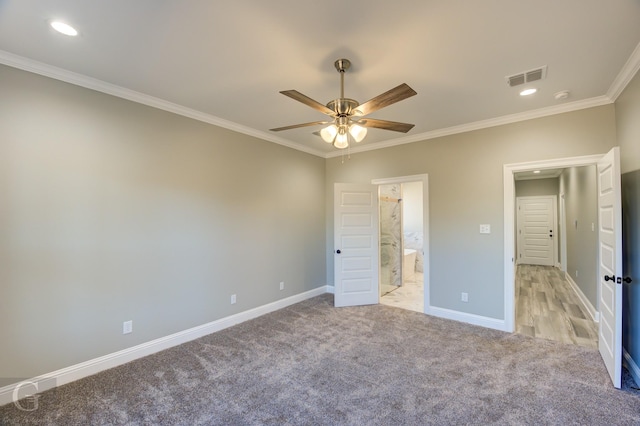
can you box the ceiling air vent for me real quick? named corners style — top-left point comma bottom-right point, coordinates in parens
top-left (506, 66), bottom-right (547, 87)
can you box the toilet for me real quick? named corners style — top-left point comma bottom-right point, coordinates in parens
top-left (403, 249), bottom-right (417, 282)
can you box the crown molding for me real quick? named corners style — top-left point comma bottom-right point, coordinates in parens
top-left (0, 49), bottom-right (631, 161)
top-left (325, 95), bottom-right (613, 158)
top-left (0, 50), bottom-right (326, 158)
top-left (607, 40), bottom-right (640, 101)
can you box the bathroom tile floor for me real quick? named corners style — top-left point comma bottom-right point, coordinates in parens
top-left (516, 264), bottom-right (598, 349)
top-left (380, 273), bottom-right (424, 313)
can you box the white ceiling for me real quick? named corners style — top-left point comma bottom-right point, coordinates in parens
top-left (1, 1), bottom-right (640, 158)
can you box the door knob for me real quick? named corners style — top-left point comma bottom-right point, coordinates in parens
top-left (623, 277), bottom-right (633, 284)
top-left (336, 249), bottom-right (341, 254)
top-left (604, 275), bottom-right (615, 282)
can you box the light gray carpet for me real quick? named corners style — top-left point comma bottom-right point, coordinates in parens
top-left (1, 294), bottom-right (639, 425)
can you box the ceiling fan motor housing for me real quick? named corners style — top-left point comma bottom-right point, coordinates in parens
top-left (327, 98), bottom-right (360, 116)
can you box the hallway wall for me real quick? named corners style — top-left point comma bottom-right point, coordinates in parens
top-left (559, 166), bottom-right (598, 308)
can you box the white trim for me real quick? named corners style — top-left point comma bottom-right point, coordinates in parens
top-left (427, 306), bottom-right (507, 332)
top-left (565, 272), bottom-right (600, 323)
top-left (371, 174), bottom-right (429, 186)
top-left (623, 349), bottom-right (640, 388)
top-left (607, 40), bottom-right (640, 101)
top-left (0, 50), bottom-right (326, 158)
top-left (327, 96), bottom-right (612, 158)
top-left (559, 191), bottom-right (567, 273)
top-left (503, 154), bottom-right (605, 332)
top-left (0, 285), bottom-right (330, 407)
top-left (0, 50), bottom-right (622, 162)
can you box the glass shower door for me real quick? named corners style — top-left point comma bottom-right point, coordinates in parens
top-left (379, 184), bottom-right (403, 296)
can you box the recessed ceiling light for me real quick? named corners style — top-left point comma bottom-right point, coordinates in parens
top-left (533, 170), bottom-right (541, 174)
top-left (50, 21), bottom-right (78, 36)
top-left (520, 88), bottom-right (537, 96)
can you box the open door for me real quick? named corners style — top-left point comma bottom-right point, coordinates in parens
top-left (334, 183), bottom-right (379, 307)
top-left (597, 147), bottom-right (623, 388)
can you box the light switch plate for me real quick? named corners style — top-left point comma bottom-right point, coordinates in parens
top-left (479, 224), bottom-right (491, 234)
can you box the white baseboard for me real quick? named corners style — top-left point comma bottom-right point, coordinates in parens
top-left (624, 349), bottom-right (640, 387)
top-left (564, 273), bottom-right (600, 322)
top-left (0, 285), bottom-right (331, 407)
top-left (326, 285), bottom-right (335, 294)
top-left (427, 306), bottom-right (507, 332)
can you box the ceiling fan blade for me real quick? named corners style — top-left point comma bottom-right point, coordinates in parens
top-left (280, 90), bottom-right (335, 116)
top-left (354, 83), bottom-right (417, 116)
top-left (359, 118), bottom-right (415, 133)
top-left (270, 121), bottom-right (330, 132)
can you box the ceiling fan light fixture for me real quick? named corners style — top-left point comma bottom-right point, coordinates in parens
top-left (320, 124), bottom-right (338, 143)
top-left (349, 123), bottom-right (367, 143)
top-left (334, 130), bottom-right (349, 149)
top-left (270, 58), bottom-right (417, 152)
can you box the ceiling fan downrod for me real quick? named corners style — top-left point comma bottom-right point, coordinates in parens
top-left (334, 58), bottom-right (351, 99)
top-left (328, 59), bottom-right (359, 117)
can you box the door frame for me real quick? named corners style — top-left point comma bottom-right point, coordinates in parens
top-left (372, 174), bottom-right (430, 312)
top-left (503, 154), bottom-right (603, 332)
top-left (516, 195), bottom-right (558, 266)
top-left (560, 192), bottom-right (567, 273)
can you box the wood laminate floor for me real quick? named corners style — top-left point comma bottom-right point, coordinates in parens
top-left (516, 264), bottom-right (598, 348)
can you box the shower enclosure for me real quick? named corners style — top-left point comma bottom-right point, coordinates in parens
top-left (379, 184), bottom-right (403, 296)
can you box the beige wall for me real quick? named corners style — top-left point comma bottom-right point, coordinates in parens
top-left (515, 178), bottom-right (559, 198)
top-left (326, 106), bottom-right (616, 320)
top-left (0, 65), bottom-right (326, 382)
top-left (617, 68), bottom-right (640, 174)
top-left (560, 166), bottom-right (598, 307)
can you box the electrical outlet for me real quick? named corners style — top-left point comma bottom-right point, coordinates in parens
top-left (279, 281), bottom-right (284, 291)
top-left (576, 270), bottom-right (579, 278)
top-left (231, 294), bottom-right (237, 304)
top-left (461, 292), bottom-right (469, 302)
top-left (123, 320), bottom-right (133, 335)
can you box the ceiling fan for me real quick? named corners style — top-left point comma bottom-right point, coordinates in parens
top-left (270, 59), bottom-right (417, 149)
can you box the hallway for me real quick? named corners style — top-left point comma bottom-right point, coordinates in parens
top-left (516, 264), bottom-right (598, 348)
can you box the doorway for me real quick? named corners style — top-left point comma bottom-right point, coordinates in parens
top-left (503, 154), bottom-right (602, 331)
top-left (503, 149), bottom-right (624, 388)
top-left (372, 174), bottom-right (429, 314)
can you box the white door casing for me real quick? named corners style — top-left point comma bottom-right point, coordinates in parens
top-left (597, 147), bottom-right (623, 388)
top-left (516, 196), bottom-right (557, 266)
top-left (503, 153), bottom-right (607, 333)
top-left (334, 183), bottom-right (379, 307)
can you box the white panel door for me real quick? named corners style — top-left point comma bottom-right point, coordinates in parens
top-left (334, 183), bottom-right (379, 307)
top-left (517, 196), bottom-right (556, 266)
top-left (597, 147), bottom-right (623, 388)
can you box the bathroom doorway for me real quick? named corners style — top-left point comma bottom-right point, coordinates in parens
top-left (374, 176), bottom-right (427, 313)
